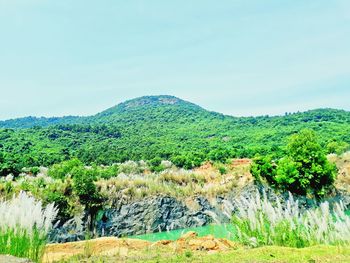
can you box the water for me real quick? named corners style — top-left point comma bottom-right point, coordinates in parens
top-left (130, 209), bottom-right (350, 242)
top-left (130, 224), bottom-right (235, 242)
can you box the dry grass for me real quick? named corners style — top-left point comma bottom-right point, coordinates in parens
top-left (96, 160), bottom-right (253, 204)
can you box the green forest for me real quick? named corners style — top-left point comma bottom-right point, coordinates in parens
top-left (0, 95), bottom-right (350, 176)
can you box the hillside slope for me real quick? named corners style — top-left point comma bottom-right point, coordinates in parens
top-left (0, 95), bottom-right (350, 175)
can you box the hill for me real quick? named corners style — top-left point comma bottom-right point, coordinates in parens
top-left (0, 96), bottom-right (207, 128)
top-left (0, 95), bottom-right (350, 176)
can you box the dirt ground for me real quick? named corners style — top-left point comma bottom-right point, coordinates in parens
top-left (43, 232), bottom-right (239, 263)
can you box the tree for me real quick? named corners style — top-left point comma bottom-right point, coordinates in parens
top-left (72, 167), bottom-right (99, 206)
top-left (48, 158), bottom-right (83, 179)
top-left (72, 166), bottom-right (103, 230)
top-left (275, 129), bottom-right (336, 197)
top-left (171, 155), bottom-right (194, 169)
top-left (251, 129), bottom-right (337, 197)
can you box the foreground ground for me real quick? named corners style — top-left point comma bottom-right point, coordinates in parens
top-left (42, 234), bottom-right (350, 263)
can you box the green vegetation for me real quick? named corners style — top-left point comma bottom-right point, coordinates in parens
top-left (53, 245), bottom-right (350, 263)
top-left (232, 191), bottom-right (350, 248)
top-left (252, 129), bottom-right (337, 197)
top-left (0, 159), bottom-right (249, 222)
top-left (143, 245), bottom-right (350, 263)
top-left (1, 96), bottom-right (350, 262)
top-left (0, 192), bottom-right (57, 262)
top-left (0, 96), bottom-right (349, 176)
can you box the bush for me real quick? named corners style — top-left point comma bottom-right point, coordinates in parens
top-left (218, 166), bottom-right (227, 175)
top-left (148, 157), bottom-right (166, 172)
top-left (250, 155), bottom-right (277, 185)
top-left (232, 191), bottom-right (350, 248)
top-left (44, 190), bottom-right (70, 222)
top-left (30, 167), bottom-right (41, 176)
top-left (326, 141), bottom-right (350, 155)
top-left (48, 158), bottom-right (83, 179)
top-left (97, 164), bottom-right (119, 179)
top-left (171, 155), bottom-right (195, 169)
top-left (208, 148), bottom-right (232, 163)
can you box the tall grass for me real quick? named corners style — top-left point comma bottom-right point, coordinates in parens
top-left (0, 191), bottom-right (58, 262)
top-left (232, 191), bottom-right (350, 248)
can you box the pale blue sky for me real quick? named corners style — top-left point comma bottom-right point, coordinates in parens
top-left (0, 0), bottom-right (349, 120)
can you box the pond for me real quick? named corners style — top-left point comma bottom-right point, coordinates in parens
top-left (131, 209), bottom-right (350, 242)
top-left (131, 224), bottom-right (235, 242)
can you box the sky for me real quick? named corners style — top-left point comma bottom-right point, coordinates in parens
top-left (0, 0), bottom-right (349, 120)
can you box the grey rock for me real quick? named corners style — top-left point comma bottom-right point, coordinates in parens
top-left (49, 183), bottom-right (350, 243)
top-left (48, 221), bottom-right (84, 243)
top-left (97, 195), bottom-right (213, 237)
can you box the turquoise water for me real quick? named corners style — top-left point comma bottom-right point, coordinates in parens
top-left (131, 210), bottom-right (350, 242)
top-left (131, 224), bottom-right (235, 242)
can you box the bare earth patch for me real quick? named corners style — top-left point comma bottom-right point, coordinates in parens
top-left (42, 232), bottom-right (239, 263)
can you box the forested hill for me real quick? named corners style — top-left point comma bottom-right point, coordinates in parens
top-left (1, 95), bottom-right (349, 128)
top-left (0, 96), bottom-right (207, 128)
top-left (0, 95), bottom-right (350, 175)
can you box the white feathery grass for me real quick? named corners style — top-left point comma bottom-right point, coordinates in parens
top-left (233, 191), bottom-right (350, 247)
top-left (0, 191), bottom-right (58, 261)
top-left (0, 191), bottom-right (58, 235)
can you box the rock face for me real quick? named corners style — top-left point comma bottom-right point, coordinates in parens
top-left (96, 196), bottom-right (213, 237)
top-left (47, 184), bottom-right (290, 243)
top-left (49, 183), bottom-right (350, 243)
top-left (49, 195), bottom-right (215, 243)
top-left (49, 221), bottom-right (85, 243)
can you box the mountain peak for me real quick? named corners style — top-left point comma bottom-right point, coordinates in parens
top-left (97, 95), bottom-right (204, 117)
top-left (119, 95), bottom-right (185, 109)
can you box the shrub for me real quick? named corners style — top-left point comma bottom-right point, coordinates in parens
top-left (48, 158), bottom-right (83, 179)
top-left (208, 148), bottom-right (232, 163)
top-left (0, 192), bottom-right (58, 262)
top-left (148, 157), bottom-right (166, 172)
top-left (44, 190), bottom-right (70, 222)
top-left (250, 155), bottom-right (277, 185)
top-left (217, 165), bottom-right (227, 175)
top-left (98, 164), bottom-right (119, 179)
top-left (326, 141), bottom-right (350, 155)
top-left (171, 155), bottom-right (195, 169)
top-left (232, 191), bottom-right (350, 248)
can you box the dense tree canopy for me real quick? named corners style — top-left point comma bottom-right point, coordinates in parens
top-left (0, 96), bottom-right (349, 176)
